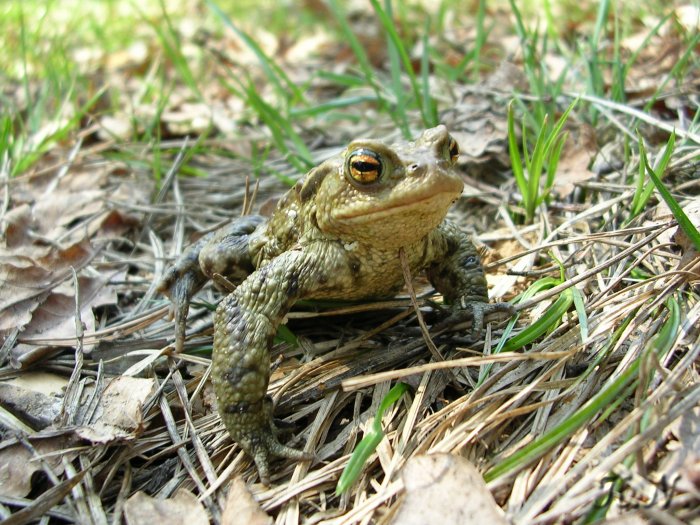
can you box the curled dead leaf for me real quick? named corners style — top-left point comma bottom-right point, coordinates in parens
top-left (221, 477), bottom-right (272, 525)
top-left (391, 454), bottom-right (507, 525)
top-left (124, 489), bottom-right (208, 525)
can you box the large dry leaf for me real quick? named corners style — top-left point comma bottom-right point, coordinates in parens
top-left (221, 477), bottom-right (272, 525)
top-left (0, 435), bottom-right (76, 498)
top-left (9, 271), bottom-right (121, 364)
top-left (124, 489), bottom-right (208, 525)
top-left (390, 454), bottom-right (507, 525)
top-left (1, 166), bottom-right (144, 348)
top-left (75, 376), bottom-right (157, 443)
top-left (552, 124), bottom-right (598, 197)
top-left (0, 238), bottom-right (95, 330)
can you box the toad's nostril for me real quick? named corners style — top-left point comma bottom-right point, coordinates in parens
top-left (409, 163), bottom-right (420, 172)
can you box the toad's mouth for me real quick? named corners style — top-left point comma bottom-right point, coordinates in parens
top-left (335, 181), bottom-right (463, 221)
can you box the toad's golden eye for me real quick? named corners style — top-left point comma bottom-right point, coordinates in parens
top-left (447, 136), bottom-right (460, 164)
top-left (347, 149), bottom-right (383, 184)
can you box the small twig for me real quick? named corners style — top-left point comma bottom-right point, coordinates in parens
top-left (342, 350), bottom-right (578, 391)
top-left (398, 247), bottom-right (445, 362)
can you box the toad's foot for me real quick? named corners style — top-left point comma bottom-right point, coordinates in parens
top-left (434, 298), bottom-right (514, 339)
top-left (158, 265), bottom-right (207, 352)
top-left (221, 397), bottom-right (311, 485)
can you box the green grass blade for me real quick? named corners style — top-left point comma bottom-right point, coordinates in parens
top-left (246, 83), bottom-right (314, 174)
top-left (650, 298), bottom-right (681, 355)
top-left (501, 288), bottom-right (574, 353)
top-left (370, 0), bottom-right (434, 128)
top-left (336, 383), bottom-right (409, 495)
top-left (206, 0), bottom-right (303, 105)
top-left (508, 102), bottom-right (530, 218)
top-left (588, 0), bottom-right (610, 96)
top-left (315, 71), bottom-right (368, 88)
top-left (488, 294), bottom-right (681, 483)
top-left (633, 130), bottom-right (676, 216)
top-left (327, 0), bottom-right (387, 113)
top-left (630, 138), bottom-right (648, 216)
top-left (382, 1), bottom-right (410, 137)
top-left (639, 131), bottom-right (700, 251)
top-left (486, 343), bottom-right (638, 482)
top-left (541, 131), bottom-right (567, 202)
top-left (572, 287), bottom-right (589, 343)
top-left (526, 114), bottom-right (550, 212)
top-left (145, 0), bottom-right (203, 101)
top-left (12, 85), bottom-right (106, 176)
top-left (420, 20), bottom-right (438, 126)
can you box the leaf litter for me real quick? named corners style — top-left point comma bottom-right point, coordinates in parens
top-left (0, 3), bottom-right (699, 524)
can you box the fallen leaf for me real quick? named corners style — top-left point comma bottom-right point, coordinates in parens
top-left (221, 477), bottom-right (272, 525)
top-left (10, 272), bottom-right (119, 362)
top-left (598, 511), bottom-right (648, 525)
top-left (74, 376), bottom-right (156, 443)
top-left (0, 238), bottom-right (95, 331)
top-left (124, 489), bottom-right (208, 525)
top-left (552, 123), bottom-right (598, 198)
top-left (390, 454), bottom-right (507, 525)
top-left (0, 164), bottom-right (146, 352)
top-left (5, 371), bottom-right (68, 396)
top-left (0, 435), bottom-right (76, 498)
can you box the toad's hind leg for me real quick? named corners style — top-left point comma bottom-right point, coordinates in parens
top-left (158, 215), bottom-right (265, 351)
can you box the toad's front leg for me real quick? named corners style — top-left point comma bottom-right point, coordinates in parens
top-left (211, 249), bottom-right (324, 484)
top-left (158, 215), bottom-right (265, 351)
top-left (427, 221), bottom-right (513, 337)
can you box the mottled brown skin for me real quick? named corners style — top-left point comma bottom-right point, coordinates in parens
top-left (158, 126), bottom-right (513, 483)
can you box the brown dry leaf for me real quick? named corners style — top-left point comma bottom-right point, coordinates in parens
top-left (10, 272), bottom-right (120, 363)
top-left (75, 376), bottom-right (157, 443)
top-left (390, 454), bottom-right (507, 525)
top-left (598, 512), bottom-right (648, 525)
top-left (124, 489), bottom-right (208, 525)
top-left (621, 19), bottom-right (695, 100)
top-left (552, 124), bottom-right (598, 198)
top-left (1, 166), bottom-right (145, 351)
top-left (0, 237), bottom-right (95, 332)
top-left (221, 477), bottom-right (272, 525)
top-left (0, 435), bottom-right (76, 498)
top-left (445, 63), bottom-right (527, 169)
top-left (5, 371), bottom-right (68, 396)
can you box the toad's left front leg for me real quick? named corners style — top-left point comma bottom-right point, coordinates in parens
top-left (427, 221), bottom-right (513, 337)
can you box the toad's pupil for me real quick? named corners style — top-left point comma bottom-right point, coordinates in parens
top-left (353, 160), bottom-right (379, 172)
top-left (449, 139), bottom-right (459, 160)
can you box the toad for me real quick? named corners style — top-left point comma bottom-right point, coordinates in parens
top-left (158, 126), bottom-right (513, 483)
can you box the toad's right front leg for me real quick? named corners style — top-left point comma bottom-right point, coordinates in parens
top-left (211, 249), bottom-right (324, 485)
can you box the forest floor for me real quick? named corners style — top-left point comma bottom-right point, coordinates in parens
top-left (0, 1), bottom-right (699, 524)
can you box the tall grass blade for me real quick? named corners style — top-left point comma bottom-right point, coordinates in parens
top-left (206, 0), bottom-right (304, 105)
top-left (639, 131), bottom-right (700, 251)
